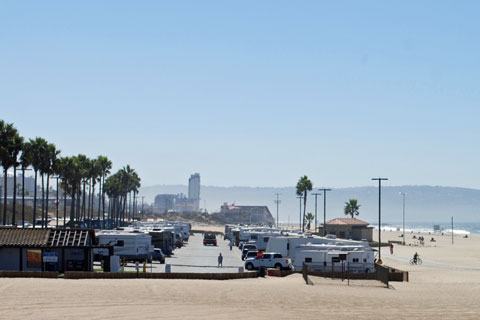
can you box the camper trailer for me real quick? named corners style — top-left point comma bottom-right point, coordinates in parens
top-left (266, 235), bottom-right (369, 258)
top-left (292, 249), bottom-right (374, 273)
top-left (95, 231), bottom-right (154, 262)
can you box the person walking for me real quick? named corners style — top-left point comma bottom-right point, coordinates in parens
top-left (390, 243), bottom-right (394, 255)
top-left (218, 253), bottom-right (223, 268)
top-left (229, 240), bottom-right (233, 251)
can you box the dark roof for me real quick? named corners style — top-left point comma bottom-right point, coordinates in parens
top-left (325, 218), bottom-right (370, 226)
top-left (0, 228), bottom-right (96, 248)
top-left (0, 228), bottom-right (50, 246)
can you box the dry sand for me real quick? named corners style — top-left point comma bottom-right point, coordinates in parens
top-left (1, 228), bottom-right (480, 319)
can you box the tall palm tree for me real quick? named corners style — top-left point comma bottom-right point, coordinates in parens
top-left (29, 137), bottom-right (48, 228)
top-left (20, 141), bottom-right (33, 227)
top-left (96, 156), bottom-right (112, 229)
top-left (296, 175), bottom-right (313, 232)
top-left (0, 120), bottom-right (22, 225)
top-left (9, 134), bottom-right (24, 226)
top-left (43, 143), bottom-right (60, 228)
top-left (344, 199), bottom-right (361, 219)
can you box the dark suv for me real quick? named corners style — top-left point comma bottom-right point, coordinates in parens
top-left (242, 244), bottom-right (257, 260)
top-left (203, 232), bottom-right (217, 246)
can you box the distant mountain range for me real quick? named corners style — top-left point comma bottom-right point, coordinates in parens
top-left (139, 185), bottom-right (480, 223)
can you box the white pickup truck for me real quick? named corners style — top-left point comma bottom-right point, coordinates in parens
top-left (244, 252), bottom-right (292, 271)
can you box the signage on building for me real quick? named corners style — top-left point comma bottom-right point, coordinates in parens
top-left (43, 252), bottom-right (58, 263)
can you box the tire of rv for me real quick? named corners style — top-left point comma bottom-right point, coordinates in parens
top-left (246, 263), bottom-right (254, 271)
top-left (275, 263), bottom-right (282, 270)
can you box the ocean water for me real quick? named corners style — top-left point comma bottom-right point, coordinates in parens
top-left (372, 222), bottom-right (480, 235)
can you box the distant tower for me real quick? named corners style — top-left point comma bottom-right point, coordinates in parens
top-left (188, 173), bottom-right (201, 211)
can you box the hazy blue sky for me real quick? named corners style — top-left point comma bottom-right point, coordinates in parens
top-left (1, 1), bottom-right (479, 189)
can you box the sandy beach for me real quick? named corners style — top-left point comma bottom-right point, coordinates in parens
top-left (1, 228), bottom-right (480, 320)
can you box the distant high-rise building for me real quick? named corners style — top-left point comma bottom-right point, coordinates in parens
top-left (188, 173), bottom-right (200, 211)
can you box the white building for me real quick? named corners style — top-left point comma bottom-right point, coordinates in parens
top-left (188, 173), bottom-right (200, 211)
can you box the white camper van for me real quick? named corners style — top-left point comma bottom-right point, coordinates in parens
top-left (95, 231), bottom-right (154, 262)
top-left (292, 249), bottom-right (374, 273)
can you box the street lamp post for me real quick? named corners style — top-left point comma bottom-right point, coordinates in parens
top-left (312, 191), bottom-right (322, 233)
top-left (399, 192), bottom-right (407, 245)
top-left (296, 195), bottom-right (303, 230)
top-left (319, 188), bottom-right (332, 236)
top-left (372, 178), bottom-right (388, 264)
top-left (274, 193), bottom-right (281, 228)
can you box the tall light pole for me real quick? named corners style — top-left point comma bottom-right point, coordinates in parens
top-left (319, 188), bottom-right (332, 236)
top-left (274, 193), bottom-right (281, 228)
top-left (312, 191), bottom-right (322, 233)
top-left (296, 195), bottom-right (303, 230)
top-left (399, 192), bottom-right (407, 245)
top-left (372, 178), bottom-right (388, 264)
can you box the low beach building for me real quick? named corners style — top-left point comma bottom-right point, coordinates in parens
top-left (318, 218), bottom-right (373, 242)
top-left (0, 228), bottom-right (96, 272)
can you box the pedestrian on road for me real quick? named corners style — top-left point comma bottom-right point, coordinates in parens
top-left (229, 240), bottom-right (233, 251)
top-left (218, 253), bottom-right (223, 268)
top-left (390, 243), bottom-right (394, 255)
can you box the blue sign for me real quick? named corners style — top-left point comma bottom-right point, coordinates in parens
top-left (43, 252), bottom-right (58, 263)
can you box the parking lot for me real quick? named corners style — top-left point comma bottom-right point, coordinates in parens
top-left (118, 232), bottom-right (244, 273)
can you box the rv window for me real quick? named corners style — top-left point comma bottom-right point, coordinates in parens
top-left (353, 258), bottom-right (359, 263)
top-left (251, 235), bottom-right (258, 240)
top-left (264, 237), bottom-right (269, 242)
top-left (116, 240), bottom-right (124, 247)
top-left (305, 257), bottom-right (312, 263)
top-left (363, 258), bottom-right (367, 262)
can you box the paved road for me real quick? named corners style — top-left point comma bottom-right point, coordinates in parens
top-left (166, 233), bottom-right (244, 273)
top-left (117, 233), bottom-right (244, 273)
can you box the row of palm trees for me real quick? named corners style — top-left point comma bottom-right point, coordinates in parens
top-left (0, 119), bottom-right (141, 228)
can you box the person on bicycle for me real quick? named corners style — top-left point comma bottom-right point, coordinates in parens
top-left (413, 252), bottom-right (419, 264)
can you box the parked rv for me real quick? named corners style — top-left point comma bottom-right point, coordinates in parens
top-left (95, 231), bottom-right (154, 262)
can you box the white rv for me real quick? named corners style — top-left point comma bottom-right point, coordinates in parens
top-left (292, 249), bottom-right (374, 273)
top-left (95, 231), bottom-right (154, 262)
top-left (266, 235), bottom-right (369, 258)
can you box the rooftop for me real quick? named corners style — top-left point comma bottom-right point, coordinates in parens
top-left (324, 218), bottom-right (370, 226)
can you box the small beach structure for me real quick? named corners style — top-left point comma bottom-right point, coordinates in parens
top-left (318, 218), bottom-right (373, 241)
top-left (0, 228), bottom-right (97, 272)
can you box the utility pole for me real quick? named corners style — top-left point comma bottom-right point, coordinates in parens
top-left (311, 191), bottom-right (322, 233)
top-left (372, 178), bottom-right (388, 264)
top-left (399, 192), bottom-right (407, 245)
top-left (296, 195), bottom-right (303, 231)
top-left (140, 196), bottom-right (145, 221)
top-left (274, 193), bottom-right (281, 228)
top-left (451, 216), bottom-right (454, 245)
top-left (318, 188), bottom-right (331, 236)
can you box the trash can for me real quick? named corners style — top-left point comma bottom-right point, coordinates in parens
top-left (259, 267), bottom-right (266, 277)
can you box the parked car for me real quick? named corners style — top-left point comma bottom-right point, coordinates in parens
top-left (244, 252), bottom-right (292, 270)
top-left (203, 231), bottom-right (217, 246)
top-left (242, 244), bottom-right (257, 260)
top-left (152, 248), bottom-right (165, 264)
top-left (244, 250), bottom-right (259, 260)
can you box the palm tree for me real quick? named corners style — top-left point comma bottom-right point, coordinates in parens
top-left (29, 137), bottom-right (48, 228)
top-left (344, 199), bottom-right (361, 219)
top-left (0, 120), bottom-right (22, 225)
top-left (305, 212), bottom-right (314, 230)
top-left (20, 141), bottom-right (33, 227)
top-left (9, 134), bottom-right (24, 226)
top-left (43, 143), bottom-right (60, 228)
top-left (96, 156), bottom-right (112, 229)
top-left (296, 175), bottom-right (313, 232)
